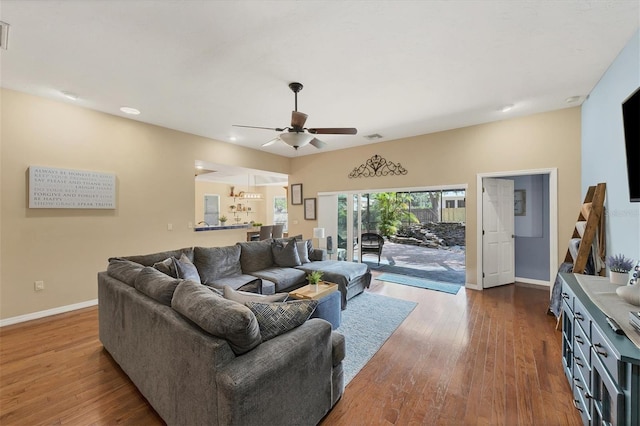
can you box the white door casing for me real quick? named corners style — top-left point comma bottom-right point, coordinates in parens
top-left (482, 178), bottom-right (515, 288)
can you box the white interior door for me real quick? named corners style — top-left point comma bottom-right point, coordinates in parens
top-left (482, 178), bottom-right (515, 288)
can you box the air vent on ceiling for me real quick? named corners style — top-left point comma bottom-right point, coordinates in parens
top-left (364, 133), bottom-right (383, 140)
top-left (0, 21), bottom-right (9, 50)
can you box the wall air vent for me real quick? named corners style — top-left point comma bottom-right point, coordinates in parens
top-left (0, 21), bottom-right (9, 50)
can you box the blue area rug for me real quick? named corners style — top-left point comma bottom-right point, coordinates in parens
top-left (337, 292), bottom-right (417, 384)
top-left (376, 273), bottom-right (462, 294)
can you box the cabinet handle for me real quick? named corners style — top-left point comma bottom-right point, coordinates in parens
top-left (575, 312), bottom-right (584, 321)
top-left (575, 336), bottom-right (584, 345)
top-left (574, 356), bottom-right (584, 368)
top-left (573, 377), bottom-right (583, 391)
top-left (562, 292), bottom-right (569, 300)
top-left (593, 343), bottom-right (608, 357)
top-left (573, 400), bottom-right (583, 412)
top-left (584, 392), bottom-right (592, 400)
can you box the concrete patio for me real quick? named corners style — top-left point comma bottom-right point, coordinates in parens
top-left (360, 241), bottom-right (466, 284)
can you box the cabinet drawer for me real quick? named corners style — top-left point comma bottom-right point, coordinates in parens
top-left (573, 321), bottom-right (590, 363)
top-left (573, 342), bottom-right (591, 389)
top-left (561, 284), bottom-right (574, 313)
top-left (573, 296), bottom-right (590, 337)
top-left (572, 381), bottom-right (591, 425)
top-left (591, 324), bottom-right (621, 383)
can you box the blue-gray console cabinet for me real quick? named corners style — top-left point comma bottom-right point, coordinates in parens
top-left (560, 273), bottom-right (640, 425)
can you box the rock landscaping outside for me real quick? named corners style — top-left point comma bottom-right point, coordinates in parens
top-left (390, 222), bottom-right (465, 249)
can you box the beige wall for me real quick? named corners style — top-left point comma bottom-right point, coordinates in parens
top-left (0, 88), bottom-right (581, 320)
top-left (287, 107), bottom-right (582, 285)
top-left (0, 89), bottom-right (289, 319)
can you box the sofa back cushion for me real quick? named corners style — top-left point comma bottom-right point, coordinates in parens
top-left (271, 239), bottom-right (301, 267)
top-left (107, 258), bottom-right (144, 286)
top-left (237, 240), bottom-right (274, 272)
top-left (123, 247), bottom-right (194, 267)
top-left (134, 266), bottom-right (183, 306)
top-left (171, 280), bottom-right (261, 355)
top-left (194, 245), bottom-right (242, 284)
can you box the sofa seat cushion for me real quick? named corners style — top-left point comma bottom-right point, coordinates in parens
top-left (134, 266), bottom-right (183, 306)
top-left (222, 286), bottom-right (288, 304)
top-left (237, 240), bottom-right (274, 272)
top-left (171, 280), bottom-right (261, 355)
top-left (249, 267), bottom-right (307, 292)
top-left (194, 246), bottom-right (242, 284)
top-left (295, 260), bottom-right (369, 283)
top-left (206, 274), bottom-right (262, 292)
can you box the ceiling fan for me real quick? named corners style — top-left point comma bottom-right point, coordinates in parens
top-left (233, 82), bottom-right (357, 150)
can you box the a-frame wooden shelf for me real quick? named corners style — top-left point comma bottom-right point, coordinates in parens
top-left (563, 182), bottom-right (606, 275)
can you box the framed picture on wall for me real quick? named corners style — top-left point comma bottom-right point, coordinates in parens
top-left (304, 198), bottom-right (316, 220)
top-left (514, 189), bottom-right (526, 216)
top-left (291, 183), bottom-right (303, 205)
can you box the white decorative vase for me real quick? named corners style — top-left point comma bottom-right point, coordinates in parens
top-left (616, 284), bottom-right (640, 306)
top-left (610, 271), bottom-right (630, 285)
top-left (310, 283), bottom-right (319, 292)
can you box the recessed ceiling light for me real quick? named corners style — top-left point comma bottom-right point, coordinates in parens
top-left (565, 96), bottom-right (581, 104)
top-left (120, 106), bottom-right (140, 115)
top-left (230, 136), bottom-right (237, 142)
top-left (500, 104), bottom-right (514, 113)
top-left (196, 165), bottom-right (203, 169)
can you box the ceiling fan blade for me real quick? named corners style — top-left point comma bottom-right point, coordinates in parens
top-left (307, 127), bottom-right (358, 135)
top-left (261, 137), bottom-right (280, 147)
top-left (233, 124), bottom-right (286, 132)
top-left (309, 138), bottom-right (327, 149)
top-left (291, 111), bottom-right (308, 128)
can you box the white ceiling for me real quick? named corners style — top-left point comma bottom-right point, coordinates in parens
top-left (1, 1), bottom-right (638, 158)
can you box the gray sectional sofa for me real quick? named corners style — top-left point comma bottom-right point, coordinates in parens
top-left (98, 239), bottom-right (371, 425)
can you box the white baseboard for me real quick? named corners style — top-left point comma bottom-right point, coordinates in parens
top-left (516, 277), bottom-right (551, 287)
top-left (0, 299), bottom-right (98, 327)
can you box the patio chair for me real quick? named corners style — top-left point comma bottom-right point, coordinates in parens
top-left (360, 232), bottom-right (385, 265)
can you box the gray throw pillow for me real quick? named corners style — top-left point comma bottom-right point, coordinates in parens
top-left (193, 245), bottom-right (242, 283)
top-left (296, 240), bottom-right (311, 264)
top-left (107, 258), bottom-right (144, 286)
top-left (174, 253), bottom-right (201, 282)
top-left (153, 257), bottom-right (178, 278)
top-left (237, 240), bottom-right (274, 272)
top-left (172, 281), bottom-right (261, 355)
top-left (246, 300), bottom-right (318, 341)
top-left (134, 266), bottom-right (183, 306)
top-left (271, 239), bottom-right (301, 267)
top-left (222, 285), bottom-right (288, 304)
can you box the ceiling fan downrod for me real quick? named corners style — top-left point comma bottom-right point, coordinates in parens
top-left (289, 82), bottom-right (303, 112)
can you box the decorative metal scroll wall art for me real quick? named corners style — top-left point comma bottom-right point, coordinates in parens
top-left (348, 154), bottom-right (408, 178)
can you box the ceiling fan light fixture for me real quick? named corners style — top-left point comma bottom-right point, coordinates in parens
top-left (279, 132), bottom-right (314, 149)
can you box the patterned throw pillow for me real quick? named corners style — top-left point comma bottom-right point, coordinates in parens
top-left (174, 253), bottom-right (201, 282)
top-left (246, 300), bottom-right (318, 341)
top-left (271, 238), bottom-right (301, 267)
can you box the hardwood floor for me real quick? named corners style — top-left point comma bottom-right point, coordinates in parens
top-left (0, 279), bottom-right (581, 426)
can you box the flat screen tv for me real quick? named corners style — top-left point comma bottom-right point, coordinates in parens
top-left (622, 86), bottom-right (640, 202)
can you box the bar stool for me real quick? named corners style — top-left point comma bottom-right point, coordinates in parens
top-left (259, 225), bottom-right (273, 240)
